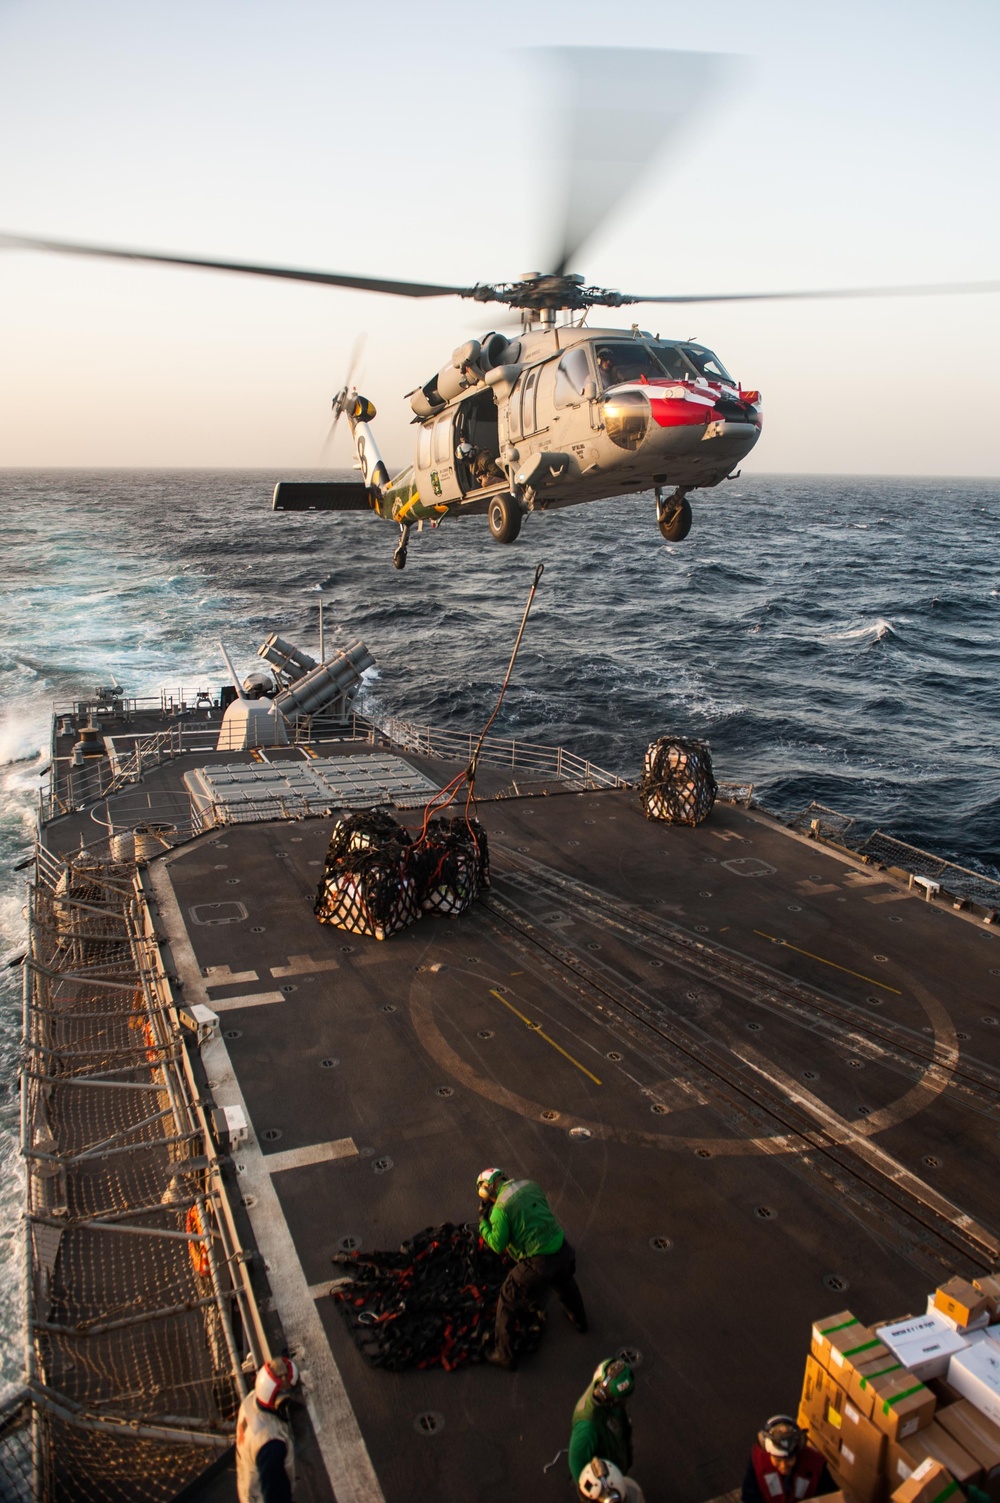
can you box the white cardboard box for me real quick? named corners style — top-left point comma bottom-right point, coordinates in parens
top-left (877, 1311), bottom-right (969, 1379)
top-left (879, 1313), bottom-right (947, 1346)
top-left (964, 1325), bottom-right (1000, 1348)
top-left (926, 1293), bottom-right (992, 1335)
top-left (947, 1337), bottom-right (1000, 1427)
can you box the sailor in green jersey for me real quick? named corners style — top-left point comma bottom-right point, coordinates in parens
top-left (476, 1168), bottom-right (588, 1369)
top-left (569, 1358), bottom-right (645, 1501)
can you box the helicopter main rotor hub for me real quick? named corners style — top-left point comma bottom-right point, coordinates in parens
top-left (468, 274), bottom-right (630, 312)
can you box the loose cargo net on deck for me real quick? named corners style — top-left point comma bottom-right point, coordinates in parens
top-left (314, 810), bottom-right (490, 938)
top-left (639, 737), bottom-right (717, 826)
top-left (328, 1222), bottom-right (541, 1371)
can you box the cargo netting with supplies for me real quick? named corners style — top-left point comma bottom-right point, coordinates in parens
top-left (314, 809), bottom-right (491, 939)
top-left (639, 737), bottom-right (717, 826)
top-left (327, 1222), bottom-right (542, 1371)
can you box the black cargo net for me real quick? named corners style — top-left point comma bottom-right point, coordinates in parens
top-left (639, 737), bottom-right (717, 826)
top-left (316, 565), bottom-right (543, 940)
top-left (314, 812), bottom-right (417, 940)
top-left (413, 817), bottom-right (491, 916)
top-left (315, 811), bottom-right (490, 938)
top-left (328, 1223), bottom-right (541, 1371)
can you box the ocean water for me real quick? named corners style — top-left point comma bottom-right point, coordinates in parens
top-left (1, 469), bottom-right (998, 1387)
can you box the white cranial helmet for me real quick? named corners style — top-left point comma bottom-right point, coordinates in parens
top-left (759, 1415), bottom-right (803, 1459)
top-left (578, 1457), bottom-right (626, 1500)
top-left (477, 1167), bottom-right (505, 1200)
top-left (254, 1356), bottom-right (299, 1411)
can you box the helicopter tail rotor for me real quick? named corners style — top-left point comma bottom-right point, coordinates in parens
top-left (319, 333), bottom-right (367, 463)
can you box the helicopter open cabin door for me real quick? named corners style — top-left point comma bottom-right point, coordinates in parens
top-left (455, 388), bottom-right (506, 498)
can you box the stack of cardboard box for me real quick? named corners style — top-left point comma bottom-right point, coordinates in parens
top-left (797, 1275), bottom-right (1000, 1503)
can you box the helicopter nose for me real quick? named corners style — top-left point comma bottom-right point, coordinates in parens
top-left (602, 390), bottom-right (650, 452)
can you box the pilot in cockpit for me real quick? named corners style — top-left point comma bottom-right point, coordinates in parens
top-left (596, 348), bottom-right (621, 387)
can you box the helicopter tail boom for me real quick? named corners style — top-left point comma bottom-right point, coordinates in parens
top-left (341, 395), bottom-right (392, 512)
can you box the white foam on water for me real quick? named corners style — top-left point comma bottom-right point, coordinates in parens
top-left (823, 617), bottom-right (897, 643)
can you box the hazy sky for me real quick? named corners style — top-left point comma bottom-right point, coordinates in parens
top-left (0, 0), bottom-right (998, 473)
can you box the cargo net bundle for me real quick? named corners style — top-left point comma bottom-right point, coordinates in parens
top-left (24, 851), bottom-right (242, 1502)
top-left (639, 737), bottom-right (717, 827)
top-left (800, 1272), bottom-right (1000, 1503)
top-left (314, 809), bottom-right (490, 940)
top-left (328, 1222), bottom-right (542, 1371)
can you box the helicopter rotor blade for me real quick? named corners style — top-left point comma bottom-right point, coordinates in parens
top-left (0, 232), bottom-right (473, 300)
top-left (533, 47), bottom-right (732, 279)
top-left (616, 279), bottom-right (1000, 305)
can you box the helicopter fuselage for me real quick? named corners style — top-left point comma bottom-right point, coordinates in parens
top-left (273, 322), bottom-right (762, 565)
top-left (378, 324), bottom-right (760, 525)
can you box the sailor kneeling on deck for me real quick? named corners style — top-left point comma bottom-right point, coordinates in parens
top-left (743, 1415), bottom-right (833, 1503)
top-left (236, 1357), bottom-right (299, 1503)
top-left (570, 1357), bottom-right (646, 1502)
top-left (476, 1167), bottom-right (588, 1370)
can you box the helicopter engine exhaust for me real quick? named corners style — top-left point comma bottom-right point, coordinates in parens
top-left (410, 334), bottom-right (515, 418)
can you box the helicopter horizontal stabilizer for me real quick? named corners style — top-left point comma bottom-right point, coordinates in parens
top-left (272, 481), bottom-right (372, 512)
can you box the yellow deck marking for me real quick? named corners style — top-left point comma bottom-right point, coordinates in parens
top-left (753, 931), bottom-right (902, 995)
top-left (489, 989), bottom-right (602, 1085)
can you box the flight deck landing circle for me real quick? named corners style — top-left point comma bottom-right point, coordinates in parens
top-left (406, 967), bottom-right (960, 1160)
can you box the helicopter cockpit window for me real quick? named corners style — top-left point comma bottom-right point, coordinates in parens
top-left (681, 344), bottom-right (733, 382)
top-left (521, 367), bottom-right (539, 435)
top-left (553, 346), bottom-right (593, 406)
top-left (594, 343), bottom-right (666, 388)
top-left (650, 343), bottom-right (697, 380)
top-left (417, 422), bottom-right (433, 470)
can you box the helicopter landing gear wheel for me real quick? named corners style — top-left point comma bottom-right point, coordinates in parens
top-left (392, 522), bottom-right (411, 569)
top-left (656, 490), bottom-right (693, 543)
top-left (487, 493), bottom-right (522, 544)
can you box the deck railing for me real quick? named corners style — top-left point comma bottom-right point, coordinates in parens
top-left (21, 845), bottom-right (272, 1500)
top-left (37, 706), bottom-right (997, 915)
top-left (788, 800), bottom-right (1000, 914)
top-left (0, 1388), bottom-right (32, 1501)
top-left (376, 716), bottom-right (628, 790)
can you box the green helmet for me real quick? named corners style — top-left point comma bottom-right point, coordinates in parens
top-left (592, 1357), bottom-right (634, 1404)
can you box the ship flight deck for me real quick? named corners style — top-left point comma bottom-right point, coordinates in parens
top-left (48, 727), bottom-right (998, 1503)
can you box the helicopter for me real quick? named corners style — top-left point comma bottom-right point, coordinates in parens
top-left (3, 46), bottom-right (997, 569)
top-left (6, 240), bottom-right (994, 576)
top-left (273, 284), bottom-right (764, 569)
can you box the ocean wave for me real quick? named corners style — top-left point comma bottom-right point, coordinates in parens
top-left (822, 618), bottom-right (898, 644)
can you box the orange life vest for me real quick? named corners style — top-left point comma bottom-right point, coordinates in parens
top-left (186, 1204), bottom-right (210, 1279)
